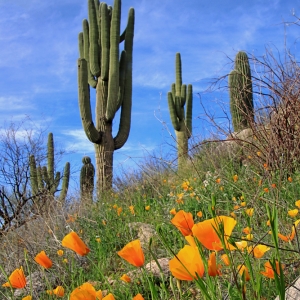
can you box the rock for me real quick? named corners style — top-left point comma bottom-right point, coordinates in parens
top-left (275, 276), bottom-right (300, 300)
top-left (128, 222), bottom-right (156, 249)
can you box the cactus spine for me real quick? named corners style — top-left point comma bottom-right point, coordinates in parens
top-left (80, 156), bottom-right (95, 200)
top-left (30, 133), bottom-right (70, 203)
top-left (168, 53), bottom-right (193, 169)
top-left (78, 0), bottom-right (134, 192)
top-left (229, 51), bottom-right (254, 132)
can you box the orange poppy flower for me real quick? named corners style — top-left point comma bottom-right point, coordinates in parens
top-left (103, 294), bottom-right (115, 300)
top-left (288, 177), bottom-right (293, 182)
top-left (62, 232), bottom-right (90, 256)
top-left (288, 209), bottom-right (298, 218)
top-left (295, 200), bottom-right (300, 208)
top-left (221, 254), bottom-right (230, 266)
top-left (233, 175), bottom-right (238, 182)
top-left (169, 245), bottom-right (204, 280)
top-left (22, 296), bottom-right (32, 300)
top-left (245, 208), bottom-right (254, 217)
top-left (171, 210), bottom-right (194, 236)
top-left (208, 251), bottom-right (221, 276)
top-left (170, 208), bottom-right (176, 215)
top-left (47, 286), bottom-right (65, 297)
top-left (2, 267), bottom-right (26, 288)
top-left (248, 244), bottom-right (270, 258)
top-left (117, 239), bottom-right (145, 267)
top-left (278, 219), bottom-right (300, 242)
top-left (260, 260), bottom-right (283, 279)
top-left (238, 265), bottom-right (250, 281)
top-left (34, 251), bottom-right (52, 269)
top-left (132, 294), bottom-right (144, 300)
top-left (192, 216), bottom-right (237, 251)
top-left (70, 282), bottom-right (102, 300)
top-left (120, 274), bottom-right (131, 283)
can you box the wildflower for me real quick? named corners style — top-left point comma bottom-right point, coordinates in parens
top-left (215, 178), bottom-right (221, 184)
top-left (34, 251), bottom-right (52, 269)
top-left (245, 234), bottom-right (253, 241)
top-left (57, 250), bottom-right (64, 256)
top-left (266, 220), bottom-right (271, 226)
top-left (171, 210), bottom-right (194, 236)
top-left (288, 209), bottom-right (298, 218)
top-left (129, 205), bottom-right (135, 215)
top-left (232, 196), bottom-right (237, 201)
top-left (248, 244), bottom-right (270, 258)
top-left (208, 251), bottom-right (221, 276)
top-left (117, 239), bottom-right (145, 267)
top-left (145, 205), bottom-right (150, 211)
top-left (197, 211), bottom-right (203, 218)
top-left (258, 179), bottom-right (262, 186)
top-left (278, 219), bottom-right (300, 242)
top-left (257, 151), bottom-right (261, 156)
top-left (47, 286), bottom-right (65, 297)
top-left (70, 282), bottom-right (102, 300)
top-left (192, 216), bottom-right (237, 251)
top-left (170, 208), bottom-right (176, 215)
top-left (240, 202), bottom-right (246, 207)
top-left (182, 181), bottom-right (189, 191)
top-left (233, 175), bottom-right (238, 182)
top-left (62, 232), bottom-right (90, 256)
top-left (271, 183), bottom-right (276, 188)
top-left (245, 208), bottom-right (254, 217)
top-left (260, 260), bottom-right (283, 279)
top-left (66, 214), bottom-right (76, 223)
top-left (117, 207), bottom-right (123, 216)
top-left (22, 296), bottom-right (32, 300)
top-left (263, 163), bottom-right (268, 169)
top-left (221, 254), bottom-right (230, 266)
top-left (242, 227), bottom-right (251, 234)
top-left (295, 200), bottom-right (300, 208)
top-left (2, 267), bottom-right (26, 288)
top-left (120, 274), bottom-right (131, 283)
top-left (230, 212), bottom-right (237, 218)
top-left (185, 235), bottom-right (197, 247)
top-left (235, 240), bottom-right (248, 251)
top-left (288, 177), bottom-right (293, 182)
top-left (96, 238), bottom-right (101, 243)
top-left (133, 294), bottom-right (144, 300)
top-left (263, 188), bottom-right (269, 193)
top-left (169, 245), bottom-right (204, 280)
top-left (113, 204), bottom-right (118, 209)
top-left (238, 265), bottom-right (250, 281)
top-left (103, 294), bottom-right (115, 300)
top-left (234, 205), bottom-right (240, 210)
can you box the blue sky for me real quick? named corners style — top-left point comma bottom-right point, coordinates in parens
top-left (0, 0), bottom-right (299, 190)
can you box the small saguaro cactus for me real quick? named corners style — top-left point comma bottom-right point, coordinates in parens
top-left (80, 156), bottom-right (95, 200)
top-left (229, 51), bottom-right (254, 132)
top-left (77, 0), bottom-right (134, 193)
top-left (30, 133), bottom-right (70, 205)
top-left (167, 52), bottom-right (193, 170)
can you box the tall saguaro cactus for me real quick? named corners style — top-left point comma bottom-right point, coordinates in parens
top-left (30, 133), bottom-right (70, 204)
top-left (167, 53), bottom-right (193, 170)
top-left (77, 0), bottom-right (134, 192)
top-left (229, 51), bottom-right (254, 132)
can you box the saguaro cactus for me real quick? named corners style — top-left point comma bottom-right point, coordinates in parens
top-left (77, 0), bottom-right (134, 192)
top-left (80, 156), bottom-right (95, 200)
top-left (229, 51), bottom-right (254, 132)
top-left (167, 53), bottom-right (193, 170)
top-left (30, 133), bottom-right (70, 203)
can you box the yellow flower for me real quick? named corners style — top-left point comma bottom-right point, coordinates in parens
top-left (170, 208), bottom-right (176, 215)
top-left (63, 258), bottom-right (68, 263)
top-left (215, 178), bottom-right (221, 184)
top-left (22, 296), bottom-right (32, 300)
top-left (96, 238), bottom-right (101, 243)
top-left (129, 205), bottom-right (135, 215)
top-left (288, 209), bottom-right (298, 218)
top-left (230, 212), bottom-right (237, 219)
top-left (117, 207), bottom-right (123, 216)
top-left (240, 202), bottom-right (246, 207)
top-left (245, 208), bottom-right (254, 217)
top-left (234, 205), bottom-right (240, 210)
top-left (295, 200), bottom-right (300, 208)
top-left (182, 181), bottom-right (190, 191)
top-left (221, 254), bottom-right (230, 266)
top-left (238, 265), bottom-right (250, 281)
top-left (245, 234), bottom-right (253, 241)
top-left (145, 205), bottom-right (150, 211)
top-left (248, 244), bottom-right (270, 258)
top-left (113, 204), bottom-right (118, 209)
top-left (102, 220), bottom-right (107, 225)
top-left (57, 250), bottom-right (64, 256)
top-left (233, 175), bottom-right (238, 182)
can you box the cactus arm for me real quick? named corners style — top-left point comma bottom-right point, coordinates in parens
top-left (37, 166), bottom-right (43, 189)
top-left (29, 155), bottom-right (38, 195)
top-left (50, 171), bottom-right (60, 194)
top-left (106, 0), bottom-right (121, 121)
top-left (59, 162), bottom-right (70, 202)
top-left (42, 166), bottom-right (49, 187)
top-left (78, 58), bottom-right (102, 143)
top-left (120, 28), bottom-right (126, 42)
top-left (175, 52), bottom-right (182, 97)
top-left (78, 32), bottom-right (84, 59)
top-left (181, 84), bottom-right (186, 107)
top-left (116, 50), bottom-right (126, 111)
top-left (88, 0), bottom-right (100, 77)
top-left (168, 92), bottom-right (180, 131)
top-left (100, 3), bottom-right (110, 80)
top-left (82, 19), bottom-right (97, 88)
top-left (47, 133), bottom-right (54, 183)
top-left (114, 8), bottom-right (134, 150)
top-left (186, 84), bottom-right (193, 138)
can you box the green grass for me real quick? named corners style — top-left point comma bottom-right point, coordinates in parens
top-left (1, 144), bottom-right (300, 300)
